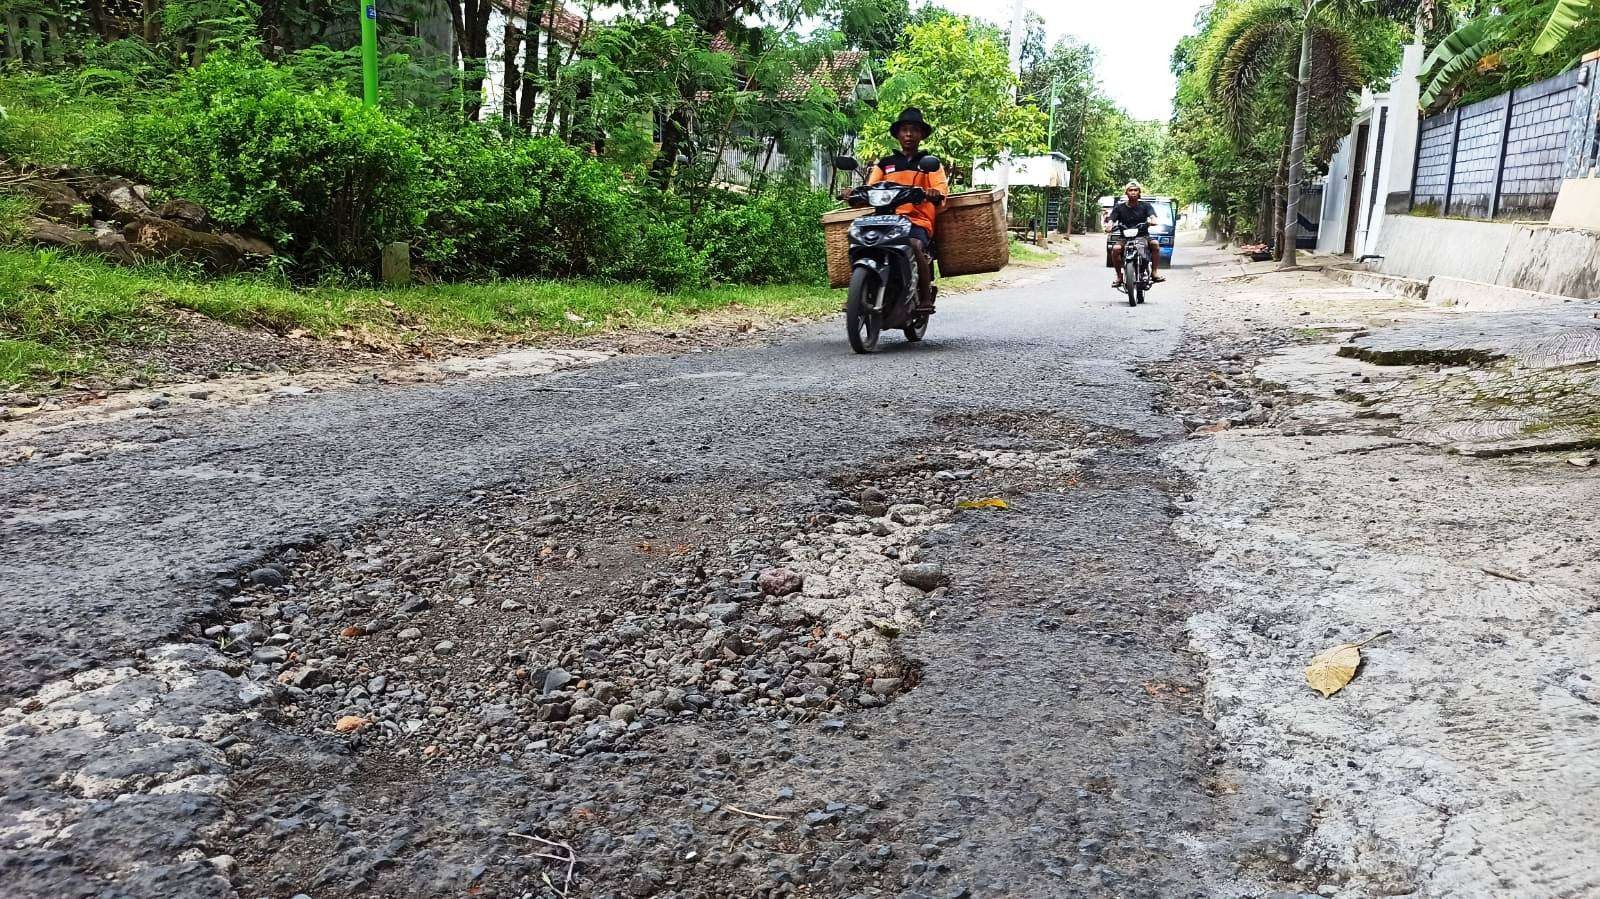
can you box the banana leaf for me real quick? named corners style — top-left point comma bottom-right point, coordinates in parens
top-left (1533, 0), bottom-right (1596, 54)
top-left (1421, 19), bottom-right (1501, 107)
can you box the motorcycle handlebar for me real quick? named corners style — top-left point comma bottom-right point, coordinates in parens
top-left (849, 183), bottom-right (928, 205)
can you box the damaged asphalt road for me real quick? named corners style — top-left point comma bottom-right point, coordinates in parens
top-left (5, 243), bottom-right (1262, 898)
top-left (9, 242), bottom-right (1593, 897)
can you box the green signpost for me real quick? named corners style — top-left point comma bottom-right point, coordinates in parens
top-left (359, 0), bottom-right (379, 107)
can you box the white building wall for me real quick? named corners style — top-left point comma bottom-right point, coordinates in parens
top-left (481, 9), bottom-right (555, 120)
top-left (1350, 99), bottom-right (1387, 257)
top-left (1317, 130), bottom-right (1356, 254)
top-left (1357, 43), bottom-right (1425, 258)
top-left (1315, 42), bottom-right (1427, 258)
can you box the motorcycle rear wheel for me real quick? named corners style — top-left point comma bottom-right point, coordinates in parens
top-left (846, 268), bottom-right (882, 354)
top-left (904, 315), bottom-right (928, 342)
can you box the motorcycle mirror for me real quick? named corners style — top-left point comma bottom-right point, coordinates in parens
top-left (834, 155), bottom-right (860, 172)
top-left (917, 155), bottom-right (942, 173)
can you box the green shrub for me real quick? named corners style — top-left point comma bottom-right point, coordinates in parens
top-left (611, 214), bottom-right (709, 292)
top-left (686, 182), bottom-right (831, 286)
top-left (415, 126), bottom-right (641, 281)
top-left (105, 52), bottom-right (422, 273)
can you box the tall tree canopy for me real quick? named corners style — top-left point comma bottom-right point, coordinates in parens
top-left (859, 15), bottom-right (1046, 182)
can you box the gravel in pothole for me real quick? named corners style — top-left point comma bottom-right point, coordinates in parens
top-left (217, 470), bottom-right (993, 764)
top-left (213, 431), bottom-right (1106, 897)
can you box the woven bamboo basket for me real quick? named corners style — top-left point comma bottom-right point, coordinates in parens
top-left (822, 206), bottom-right (871, 288)
top-left (936, 188), bottom-right (1009, 277)
top-left (820, 189), bottom-right (1009, 288)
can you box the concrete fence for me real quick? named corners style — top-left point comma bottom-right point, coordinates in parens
top-left (1410, 56), bottom-right (1600, 221)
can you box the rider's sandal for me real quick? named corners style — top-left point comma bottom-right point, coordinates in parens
top-left (1152, 275), bottom-right (1167, 283)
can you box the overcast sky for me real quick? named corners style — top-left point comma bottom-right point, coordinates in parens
top-left (933, 0), bottom-right (1209, 122)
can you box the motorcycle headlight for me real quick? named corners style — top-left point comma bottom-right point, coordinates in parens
top-left (1122, 227), bottom-right (1141, 237)
top-left (867, 188), bottom-right (900, 207)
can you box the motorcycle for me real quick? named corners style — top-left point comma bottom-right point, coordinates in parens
top-left (1112, 222), bottom-right (1154, 307)
top-left (833, 154), bottom-right (942, 354)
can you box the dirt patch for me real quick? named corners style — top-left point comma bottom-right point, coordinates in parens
top-left (99, 309), bottom-right (388, 383)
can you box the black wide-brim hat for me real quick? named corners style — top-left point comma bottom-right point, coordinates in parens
top-left (889, 107), bottom-right (933, 138)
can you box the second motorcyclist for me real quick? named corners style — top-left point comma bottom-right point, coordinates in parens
top-left (1105, 181), bottom-right (1165, 289)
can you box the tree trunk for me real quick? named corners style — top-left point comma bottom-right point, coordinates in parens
top-left (501, 18), bottom-right (524, 124)
top-left (651, 108), bottom-right (692, 189)
top-left (1065, 163), bottom-right (1080, 234)
top-left (142, 0), bottom-right (164, 44)
top-left (518, 16), bottom-right (543, 130)
top-left (85, 0), bottom-right (107, 39)
top-left (539, 0), bottom-right (563, 136)
top-left (1280, 11), bottom-right (1313, 268)
top-left (1271, 136), bottom-right (1289, 260)
top-left (751, 136), bottom-right (778, 194)
top-left (1256, 184), bottom-right (1271, 243)
top-left (448, 0), bottom-right (493, 122)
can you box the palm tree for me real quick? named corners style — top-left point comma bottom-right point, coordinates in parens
top-left (1202, 0), bottom-right (1370, 266)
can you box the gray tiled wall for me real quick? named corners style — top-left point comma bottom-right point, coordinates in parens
top-left (1412, 62), bottom-right (1598, 220)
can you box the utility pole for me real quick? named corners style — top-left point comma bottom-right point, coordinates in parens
top-left (998, 0), bottom-right (1025, 212)
top-left (1063, 80), bottom-right (1090, 235)
top-left (1046, 79), bottom-right (1059, 148)
top-left (359, 0), bottom-right (380, 107)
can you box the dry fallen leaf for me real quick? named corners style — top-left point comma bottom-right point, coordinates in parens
top-left (335, 715), bottom-right (370, 733)
top-left (1305, 630), bottom-right (1392, 698)
top-left (956, 497), bottom-right (1011, 510)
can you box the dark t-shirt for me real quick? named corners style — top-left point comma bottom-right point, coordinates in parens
top-left (1107, 200), bottom-right (1156, 230)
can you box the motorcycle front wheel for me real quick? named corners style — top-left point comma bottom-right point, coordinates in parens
top-left (1123, 259), bottom-right (1139, 307)
top-left (846, 267), bottom-right (882, 354)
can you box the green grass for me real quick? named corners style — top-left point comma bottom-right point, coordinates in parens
top-left (0, 71), bottom-right (129, 166)
top-left (0, 220), bottom-right (1054, 388)
top-left (0, 337), bottom-right (94, 385)
top-left (1008, 240), bottom-right (1058, 264)
top-left (0, 246), bottom-right (838, 386)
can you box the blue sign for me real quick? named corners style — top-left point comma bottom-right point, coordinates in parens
top-left (364, 5), bottom-right (377, 19)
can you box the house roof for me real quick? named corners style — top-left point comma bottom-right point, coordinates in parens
top-left (777, 50), bottom-right (869, 102)
top-left (696, 42), bottom-right (870, 104)
top-left (494, 1), bottom-right (584, 44)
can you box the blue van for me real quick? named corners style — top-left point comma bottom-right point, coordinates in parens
top-left (1099, 195), bottom-right (1177, 264)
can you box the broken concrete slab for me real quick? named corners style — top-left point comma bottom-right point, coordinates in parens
top-left (1428, 276), bottom-right (1583, 312)
top-left (1338, 302), bottom-right (1600, 367)
top-left (1323, 267), bottom-right (1430, 300)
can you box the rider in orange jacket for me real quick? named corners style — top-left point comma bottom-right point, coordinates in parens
top-left (849, 108), bottom-right (948, 312)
